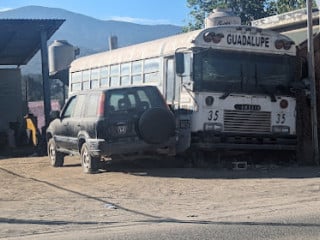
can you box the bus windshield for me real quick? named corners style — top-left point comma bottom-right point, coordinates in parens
top-left (193, 49), bottom-right (295, 95)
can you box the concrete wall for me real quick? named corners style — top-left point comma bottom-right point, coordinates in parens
top-left (282, 26), bottom-right (320, 45)
top-left (0, 68), bottom-right (23, 133)
top-left (296, 33), bottom-right (320, 164)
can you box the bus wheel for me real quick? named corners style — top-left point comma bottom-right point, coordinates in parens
top-left (138, 108), bottom-right (175, 144)
top-left (47, 138), bottom-right (64, 167)
top-left (81, 143), bottom-right (99, 174)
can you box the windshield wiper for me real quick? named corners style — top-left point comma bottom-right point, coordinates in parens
top-left (220, 65), bottom-right (243, 100)
top-left (219, 90), bottom-right (231, 100)
top-left (258, 84), bottom-right (276, 102)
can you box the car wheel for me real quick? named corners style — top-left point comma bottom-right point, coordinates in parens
top-left (47, 138), bottom-right (64, 167)
top-left (138, 108), bottom-right (175, 144)
top-left (81, 143), bottom-right (99, 174)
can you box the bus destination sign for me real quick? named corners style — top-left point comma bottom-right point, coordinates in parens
top-left (226, 34), bottom-right (270, 48)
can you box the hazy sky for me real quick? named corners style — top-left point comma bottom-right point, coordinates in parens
top-left (0, 0), bottom-right (190, 25)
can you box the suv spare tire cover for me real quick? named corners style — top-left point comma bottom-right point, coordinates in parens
top-left (138, 108), bottom-right (175, 144)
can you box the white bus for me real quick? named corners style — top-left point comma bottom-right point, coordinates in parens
top-left (69, 25), bottom-right (298, 155)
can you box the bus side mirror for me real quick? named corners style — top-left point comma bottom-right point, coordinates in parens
top-left (175, 52), bottom-right (185, 76)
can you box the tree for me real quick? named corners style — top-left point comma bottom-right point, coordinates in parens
top-left (275, 0), bottom-right (316, 14)
top-left (184, 0), bottom-right (276, 31)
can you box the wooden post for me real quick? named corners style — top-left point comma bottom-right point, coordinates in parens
top-left (40, 30), bottom-right (51, 128)
top-left (307, 0), bottom-right (320, 165)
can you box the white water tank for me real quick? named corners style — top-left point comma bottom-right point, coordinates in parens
top-left (205, 8), bottom-right (241, 28)
top-left (48, 40), bottom-right (79, 75)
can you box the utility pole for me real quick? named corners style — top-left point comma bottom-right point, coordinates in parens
top-left (307, 0), bottom-right (320, 165)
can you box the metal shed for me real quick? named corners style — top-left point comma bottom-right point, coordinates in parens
top-left (0, 19), bottom-right (64, 147)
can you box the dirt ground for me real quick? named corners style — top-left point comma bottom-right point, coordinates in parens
top-left (0, 154), bottom-right (320, 239)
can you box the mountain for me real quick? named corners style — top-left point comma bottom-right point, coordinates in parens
top-left (0, 6), bottom-right (182, 73)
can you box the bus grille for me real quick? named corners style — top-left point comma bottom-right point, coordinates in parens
top-left (224, 110), bottom-right (271, 134)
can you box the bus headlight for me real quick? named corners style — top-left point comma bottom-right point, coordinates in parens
top-left (204, 123), bottom-right (223, 132)
top-left (272, 125), bottom-right (290, 134)
top-left (205, 96), bottom-right (214, 106)
top-left (280, 99), bottom-right (288, 109)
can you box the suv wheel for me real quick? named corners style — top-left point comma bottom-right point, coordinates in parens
top-left (81, 143), bottom-right (100, 174)
top-left (138, 108), bottom-right (175, 144)
top-left (47, 138), bottom-right (64, 167)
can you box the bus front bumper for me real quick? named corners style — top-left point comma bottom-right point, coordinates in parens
top-left (191, 132), bottom-right (297, 151)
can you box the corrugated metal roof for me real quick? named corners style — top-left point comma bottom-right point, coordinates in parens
top-left (0, 19), bottom-right (65, 65)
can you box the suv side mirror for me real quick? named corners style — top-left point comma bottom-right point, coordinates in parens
top-left (175, 52), bottom-right (185, 76)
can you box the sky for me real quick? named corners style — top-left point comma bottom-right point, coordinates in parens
top-left (0, 0), bottom-right (190, 26)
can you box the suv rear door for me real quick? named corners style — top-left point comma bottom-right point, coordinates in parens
top-left (103, 88), bottom-right (141, 143)
top-left (54, 95), bottom-right (77, 150)
top-left (76, 92), bottom-right (102, 144)
top-left (101, 86), bottom-right (171, 144)
top-left (67, 93), bottom-right (86, 150)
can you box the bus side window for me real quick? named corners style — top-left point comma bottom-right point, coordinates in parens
top-left (110, 65), bottom-right (120, 86)
top-left (132, 61), bottom-right (142, 85)
top-left (144, 58), bottom-right (160, 83)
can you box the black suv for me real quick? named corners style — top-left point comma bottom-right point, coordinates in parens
top-left (46, 86), bottom-right (176, 173)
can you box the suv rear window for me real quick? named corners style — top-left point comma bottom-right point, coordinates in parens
top-left (105, 86), bottom-right (166, 113)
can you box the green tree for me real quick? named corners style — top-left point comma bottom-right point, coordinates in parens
top-left (185, 0), bottom-right (276, 31)
top-left (275, 0), bottom-right (316, 14)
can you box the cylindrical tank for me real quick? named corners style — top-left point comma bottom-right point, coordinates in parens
top-left (48, 40), bottom-right (79, 74)
top-left (205, 8), bottom-right (241, 28)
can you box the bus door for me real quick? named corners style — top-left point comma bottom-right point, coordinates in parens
top-left (165, 57), bottom-right (191, 153)
top-left (165, 58), bottom-right (176, 107)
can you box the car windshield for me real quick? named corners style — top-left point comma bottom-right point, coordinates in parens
top-left (105, 86), bottom-right (166, 113)
top-left (193, 49), bottom-right (295, 95)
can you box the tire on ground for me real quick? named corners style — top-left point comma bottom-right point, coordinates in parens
top-left (138, 108), bottom-right (175, 144)
top-left (47, 138), bottom-right (64, 167)
top-left (81, 143), bottom-right (100, 174)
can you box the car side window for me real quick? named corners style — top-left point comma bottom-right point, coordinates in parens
top-left (62, 96), bottom-right (77, 118)
top-left (109, 93), bottom-right (125, 111)
top-left (83, 94), bottom-right (100, 117)
top-left (73, 94), bottom-right (86, 117)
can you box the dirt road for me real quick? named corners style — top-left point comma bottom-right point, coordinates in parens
top-left (0, 155), bottom-right (320, 239)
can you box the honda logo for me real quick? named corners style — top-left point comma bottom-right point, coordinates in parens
top-left (117, 125), bottom-right (127, 135)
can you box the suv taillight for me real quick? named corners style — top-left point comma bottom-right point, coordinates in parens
top-left (97, 93), bottom-right (105, 117)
